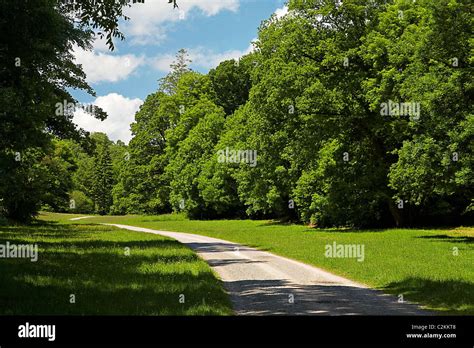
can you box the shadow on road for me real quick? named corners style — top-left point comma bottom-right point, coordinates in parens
top-left (224, 279), bottom-right (431, 316)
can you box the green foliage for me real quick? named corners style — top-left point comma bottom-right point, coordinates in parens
top-left (368, 0), bottom-right (474, 225)
top-left (68, 190), bottom-right (94, 214)
top-left (114, 91), bottom-right (171, 214)
top-left (113, 0), bottom-right (471, 227)
top-left (159, 48), bottom-right (192, 95)
top-left (0, 0), bottom-right (177, 222)
top-left (0, 148), bottom-right (48, 222)
top-left (112, 52), bottom-right (200, 215)
top-left (3, 0), bottom-right (471, 227)
top-left (209, 56), bottom-right (253, 115)
top-left (40, 139), bottom-right (77, 212)
top-left (92, 140), bottom-right (114, 215)
top-left (166, 101), bottom-right (226, 218)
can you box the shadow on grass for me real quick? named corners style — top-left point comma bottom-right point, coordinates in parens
top-left (0, 223), bottom-right (96, 236)
top-left (255, 221), bottom-right (390, 234)
top-left (257, 221), bottom-right (301, 227)
top-left (417, 234), bottom-right (474, 244)
top-left (0, 224), bottom-right (231, 315)
top-left (34, 219), bottom-right (60, 225)
top-left (32, 238), bottom-right (187, 251)
top-left (382, 277), bottom-right (474, 315)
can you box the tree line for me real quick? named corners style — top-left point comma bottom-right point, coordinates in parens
top-left (1, 0), bottom-right (472, 228)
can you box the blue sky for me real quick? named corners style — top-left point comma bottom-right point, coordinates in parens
top-left (72, 0), bottom-right (288, 143)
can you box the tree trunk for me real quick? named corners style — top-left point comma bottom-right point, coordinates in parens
top-left (388, 200), bottom-right (403, 227)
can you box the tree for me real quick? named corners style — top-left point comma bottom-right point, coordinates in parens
top-left (198, 103), bottom-right (253, 218)
top-left (0, 148), bottom-right (49, 222)
top-left (166, 100), bottom-right (226, 218)
top-left (106, 0), bottom-right (471, 227)
top-left (69, 190), bottom-right (94, 214)
top-left (40, 139), bottom-right (77, 212)
top-left (374, 0), bottom-right (473, 225)
top-left (159, 49), bottom-right (192, 95)
top-left (209, 55), bottom-right (253, 115)
top-left (113, 51), bottom-right (195, 214)
top-left (92, 141), bottom-right (114, 215)
top-left (186, 0), bottom-right (471, 227)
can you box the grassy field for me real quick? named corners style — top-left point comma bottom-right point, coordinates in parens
top-left (53, 212), bottom-right (474, 315)
top-left (0, 216), bottom-right (232, 315)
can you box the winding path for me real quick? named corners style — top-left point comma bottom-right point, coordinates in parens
top-left (105, 223), bottom-right (429, 316)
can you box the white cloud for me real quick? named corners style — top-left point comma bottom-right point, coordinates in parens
top-left (73, 93), bottom-right (143, 143)
top-left (72, 0), bottom-right (248, 81)
top-left (91, 35), bottom-right (111, 52)
top-left (75, 39), bottom-right (255, 84)
top-left (123, 0), bottom-right (240, 45)
top-left (189, 44), bottom-right (254, 69)
top-left (188, 0), bottom-right (240, 15)
top-left (274, 6), bottom-right (289, 19)
top-left (73, 47), bottom-right (144, 84)
top-left (149, 53), bottom-right (176, 72)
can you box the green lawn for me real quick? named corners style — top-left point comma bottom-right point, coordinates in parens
top-left (58, 212), bottom-right (474, 315)
top-left (0, 217), bottom-right (232, 315)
